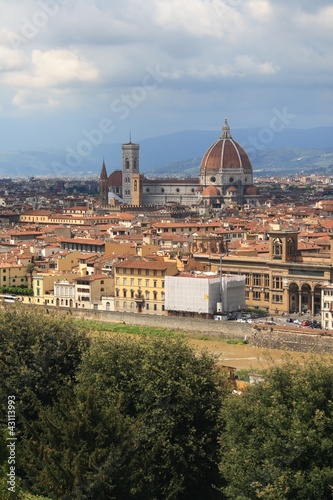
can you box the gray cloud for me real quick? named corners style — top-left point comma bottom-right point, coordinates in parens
top-left (0, 0), bottom-right (332, 152)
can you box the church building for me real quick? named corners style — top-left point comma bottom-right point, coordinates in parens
top-left (100, 118), bottom-right (260, 210)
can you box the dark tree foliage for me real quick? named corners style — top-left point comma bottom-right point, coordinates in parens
top-left (22, 335), bottom-right (227, 499)
top-left (0, 305), bottom-right (90, 498)
top-left (0, 286), bottom-right (33, 296)
top-left (220, 358), bottom-right (333, 500)
top-left (0, 305), bottom-right (90, 422)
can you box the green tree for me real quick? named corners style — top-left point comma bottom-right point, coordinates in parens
top-left (0, 305), bottom-right (90, 422)
top-left (220, 358), bottom-right (333, 499)
top-left (25, 262), bottom-right (37, 289)
top-left (22, 335), bottom-right (227, 499)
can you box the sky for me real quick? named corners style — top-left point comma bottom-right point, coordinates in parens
top-left (0, 0), bottom-right (332, 157)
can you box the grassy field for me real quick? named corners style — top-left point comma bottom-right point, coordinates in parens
top-left (75, 318), bottom-right (186, 339)
top-left (75, 319), bottom-right (248, 344)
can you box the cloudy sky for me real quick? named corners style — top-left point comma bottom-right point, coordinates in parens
top-left (0, 0), bottom-right (332, 155)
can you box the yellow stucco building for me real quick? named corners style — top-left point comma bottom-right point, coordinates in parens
top-left (114, 258), bottom-right (178, 314)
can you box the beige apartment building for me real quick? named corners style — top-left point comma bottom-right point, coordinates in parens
top-left (114, 258), bottom-right (178, 314)
top-left (0, 263), bottom-right (29, 288)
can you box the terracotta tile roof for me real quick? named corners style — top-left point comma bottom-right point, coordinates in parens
top-left (115, 259), bottom-right (176, 270)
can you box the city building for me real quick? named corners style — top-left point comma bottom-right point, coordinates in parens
top-left (165, 272), bottom-right (246, 318)
top-left (321, 284), bottom-right (333, 330)
top-left (113, 258), bottom-right (178, 314)
top-left (194, 231), bottom-right (333, 316)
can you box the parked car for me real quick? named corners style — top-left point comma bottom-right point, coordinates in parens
top-left (301, 320), bottom-right (310, 326)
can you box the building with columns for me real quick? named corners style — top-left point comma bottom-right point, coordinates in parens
top-left (192, 230), bottom-right (333, 316)
top-left (99, 119), bottom-right (260, 210)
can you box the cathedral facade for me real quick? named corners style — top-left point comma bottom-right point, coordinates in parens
top-left (100, 119), bottom-right (260, 210)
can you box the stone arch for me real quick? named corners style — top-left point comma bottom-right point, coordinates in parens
top-left (272, 238), bottom-right (282, 259)
top-left (289, 282), bottom-right (299, 313)
top-left (301, 283), bottom-right (312, 313)
top-left (287, 237), bottom-right (296, 256)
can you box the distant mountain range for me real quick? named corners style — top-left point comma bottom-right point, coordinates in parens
top-left (0, 126), bottom-right (332, 178)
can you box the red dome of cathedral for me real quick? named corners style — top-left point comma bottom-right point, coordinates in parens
top-left (200, 118), bottom-right (252, 174)
top-left (108, 170), bottom-right (122, 188)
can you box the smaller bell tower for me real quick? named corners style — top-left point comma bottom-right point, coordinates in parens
top-left (269, 230), bottom-right (299, 263)
top-left (131, 173), bottom-right (142, 206)
top-left (99, 159), bottom-right (109, 207)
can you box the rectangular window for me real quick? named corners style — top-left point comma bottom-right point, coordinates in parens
top-left (138, 279), bottom-right (142, 287)
top-left (245, 274), bottom-right (250, 286)
top-left (272, 277), bottom-right (283, 289)
top-left (138, 269), bottom-right (141, 275)
top-left (123, 278), bottom-right (127, 285)
top-left (145, 279), bottom-right (149, 287)
top-left (264, 274), bottom-right (269, 287)
top-left (272, 294), bottom-right (283, 303)
top-left (130, 278), bottom-right (134, 286)
top-left (153, 270), bottom-right (157, 276)
top-left (253, 274), bottom-right (261, 287)
top-left (253, 291), bottom-right (261, 300)
top-left (153, 280), bottom-right (157, 288)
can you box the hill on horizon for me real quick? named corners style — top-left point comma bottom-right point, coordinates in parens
top-left (0, 126), bottom-right (332, 178)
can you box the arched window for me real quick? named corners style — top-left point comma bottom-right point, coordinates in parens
top-left (273, 238), bottom-right (282, 259)
top-left (287, 237), bottom-right (296, 256)
top-left (134, 180), bottom-right (137, 191)
top-left (125, 159), bottom-right (129, 169)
